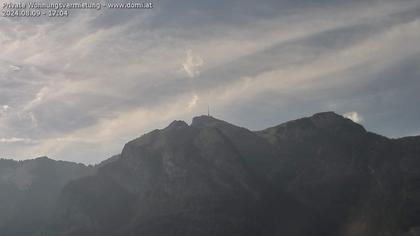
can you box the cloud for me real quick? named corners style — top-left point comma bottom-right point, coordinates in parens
top-left (2, 105), bottom-right (10, 112)
top-left (9, 65), bottom-right (21, 71)
top-left (187, 94), bottom-right (199, 110)
top-left (0, 137), bottom-right (34, 144)
top-left (0, 0), bottom-right (419, 162)
top-left (24, 86), bottom-right (50, 110)
top-left (182, 49), bottom-right (204, 78)
top-left (343, 112), bottom-right (363, 123)
top-left (0, 105), bottom-right (10, 118)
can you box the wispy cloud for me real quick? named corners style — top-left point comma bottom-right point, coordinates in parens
top-left (343, 112), bottom-right (363, 123)
top-left (187, 94), bottom-right (199, 110)
top-left (0, 0), bottom-right (419, 162)
top-left (9, 65), bottom-right (21, 71)
top-left (1, 105), bottom-right (10, 113)
top-left (0, 137), bottom-right (35, 144)
top-left (182, 49), bottom-right (204, 78)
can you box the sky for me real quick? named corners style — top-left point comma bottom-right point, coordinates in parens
top-left (1, 0), bottom-right (420, 164)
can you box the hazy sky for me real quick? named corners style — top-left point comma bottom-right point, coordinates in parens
top-left (1, 0), bottom-right (420, 163)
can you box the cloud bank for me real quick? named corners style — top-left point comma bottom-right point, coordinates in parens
top-left (1, 0), bottom-right (420, 163)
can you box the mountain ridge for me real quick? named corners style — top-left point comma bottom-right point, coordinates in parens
top-left (38, 111), bottom-right (420, 236)
top-left (1, 111), bottom-right (419, 236)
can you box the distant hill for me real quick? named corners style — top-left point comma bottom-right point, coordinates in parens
top-left (0, 157), bottom-right (95, 236)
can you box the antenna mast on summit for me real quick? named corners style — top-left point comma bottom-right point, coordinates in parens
top-left (207, 105), bottom-right (210, 116)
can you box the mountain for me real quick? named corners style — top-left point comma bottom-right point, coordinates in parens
top-left (256, 112), bottom-right (420, 236)
top-left (0, 157), bottom-right (95, 236)
top-left (38, 112), bottom-right (420, 236)
top-left (96, 154), bottom-right (121, 167)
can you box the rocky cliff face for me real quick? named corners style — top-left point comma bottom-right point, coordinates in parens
top-left (0, 157), bottom-right (95, 236)
top-left (33, 112), bottom-right (420, 236)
